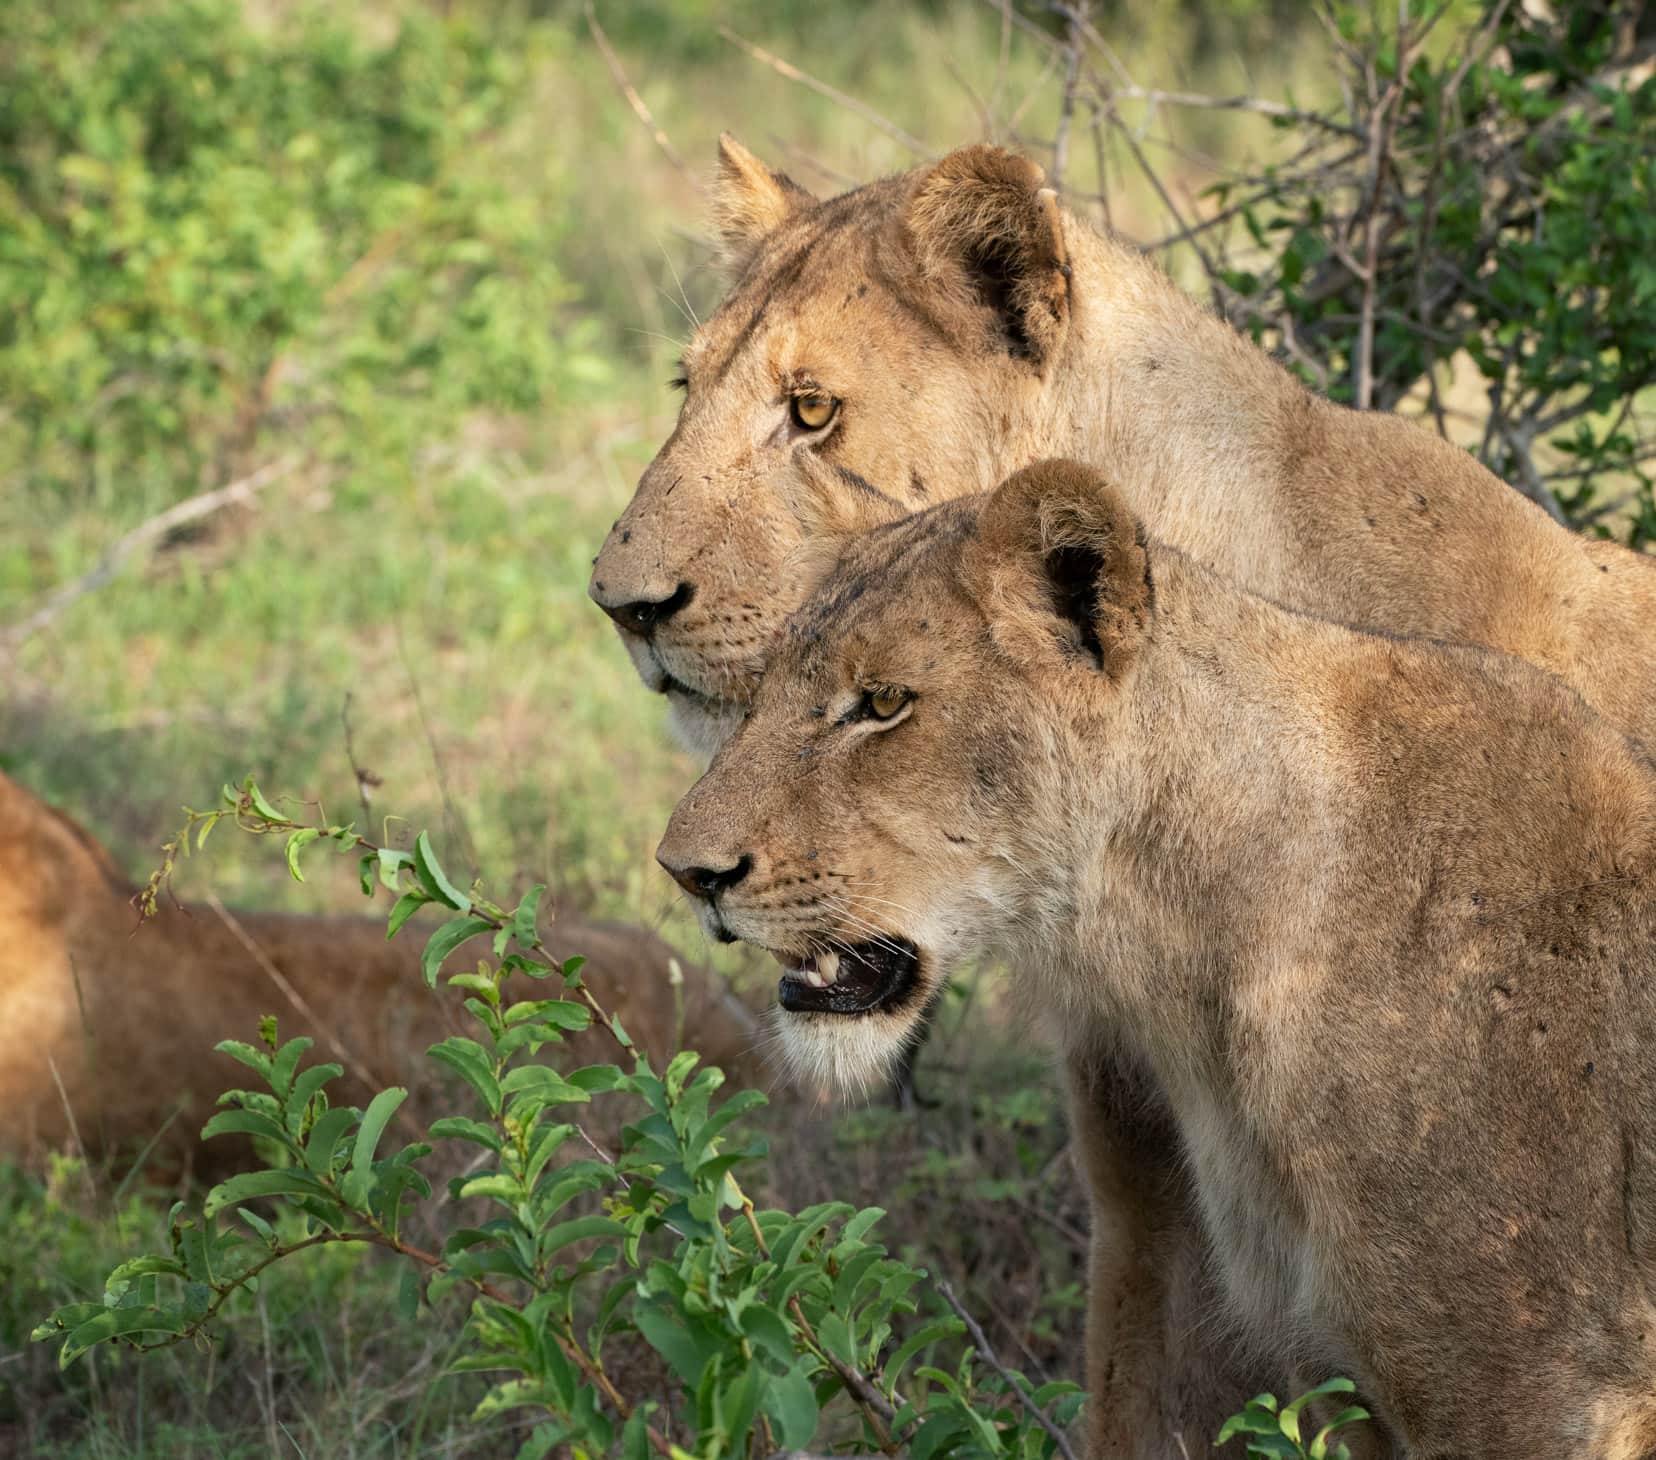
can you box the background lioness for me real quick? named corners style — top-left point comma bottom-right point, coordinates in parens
top-left (0, 770), bottom-right (763, 1177)
top-left (659, 459), bottom-right (1656, 1460)
top-left (590, 135), bottom-right (1656, 1452)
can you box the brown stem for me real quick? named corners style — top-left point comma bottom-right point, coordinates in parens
top-left (934, 1278), bottom-right (1079, 1460)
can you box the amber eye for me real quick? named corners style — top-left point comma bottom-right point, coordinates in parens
top-left (790, 393), bottom-right (838, 432)
top-left (864, 686), bottom-right (911, 721)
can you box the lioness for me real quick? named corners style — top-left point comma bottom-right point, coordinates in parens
top-left (590, 137), bottom-right (1656, 1449)
top-left (659, 459), bottom-right (1656, 1459)
top-left (0, 769), bottom-right (762, 1176)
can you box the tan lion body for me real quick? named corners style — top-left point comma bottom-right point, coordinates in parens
top-left (660, 462), bottom-right (1656, 1458)
top-left (592, 139), bottom-right (1656, 1453)
top-left (0, 770), bottom-right (760, 1177)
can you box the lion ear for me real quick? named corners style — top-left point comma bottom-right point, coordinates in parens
top-left (712, 133), bottom-right (816, 272)
top-left (968, 459), bottom-right (1151, 679)
top-left (902, 145), bottom-right (1071, 366)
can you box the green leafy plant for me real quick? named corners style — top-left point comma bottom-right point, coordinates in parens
top-left (1215, 1377), bottom-right (1370, 1460)
top-left (34, 777), bottom-right (1083, 1459)
top-left (1203, 2), bottom-right (1656, 539)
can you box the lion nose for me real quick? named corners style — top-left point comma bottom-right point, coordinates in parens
top-left (590, 580), bottom-right (694, 638)
top-left (658, 850), bottom-right (753, 902)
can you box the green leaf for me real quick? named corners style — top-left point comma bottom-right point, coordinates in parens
top-left (429, 1116), bottom-right (502, 1151)
top-left (203, 1168), bottom-right (329, 1218)
top-left (499, 1064), bottom-right (589, 1104)
top-left (387, 889), bottom-right (431, 940)
top-left (200, 1109), bottom-right (289, 1146)
top-left (882, 1316), bottom-right (963, 1394)
top-left (237, 1207), bottom-right (278, 1247)
top-left (283, 826), bottom-right (321, 882)
top-left (510, 883), bottom-right (545, 946)
top-left (739, 1304), bottom-right (795, 1365)
top-left (767, 1359), bottom-right (819, 1448)
top-left (243, 776), bottom-right (284, 823)
top-left (428, 1036), bottom-right (502, 1115)
top-left (396, 1263), bottom-right (421, 1323)
top-left (60, 1306), bottom-right (185, 1365)
top-left (413, 831), bottom-right (471, 912)
top-left (303, 1106), bottom-right (360, 1174)
top-left (422, 917), bottom-right (494, 987)
top-left (537, 1215), bottom-right (627, 1260)
top-left (351, 1087), bottom-right (408, 1180)
top-left (502, 999), bottom-right (590, 1031)
top-left (377, 846), bottom-right (415, 894)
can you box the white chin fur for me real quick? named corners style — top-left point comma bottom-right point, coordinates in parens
top-left (772, 1004), bottom-right (924, 1100)
top-left (666, 692), bottom-right (747, 760)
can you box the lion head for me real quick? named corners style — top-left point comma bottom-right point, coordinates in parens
top-left (655, 460), bottom-right (1152, 1092)
top-left (588, 136), bottom-right (1076, 755)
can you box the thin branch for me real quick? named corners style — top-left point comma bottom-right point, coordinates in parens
top-left (0, 458), bottom-right (297, 655)
top-left (934, 1278), bottom-right (1080, 1460)
top-left (1353, 78), bottom-right (1403, 410)
top-left (340, 691), bottom-right (383, 820)
top-left (1105, 83), bottom-right (1363, 140)
top-left (717, 28), bottom-right (929, 156)
top-left (585, 3), bottom-right (698, 188)
top-left (1050, 4), bottom-right (1087, 193)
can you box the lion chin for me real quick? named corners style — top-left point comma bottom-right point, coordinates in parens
top-left (772, 1003), bottom-right (929, 1101)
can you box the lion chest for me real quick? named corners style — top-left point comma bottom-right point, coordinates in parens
top-left (1168, 1074), bottom-right (1346, 1356)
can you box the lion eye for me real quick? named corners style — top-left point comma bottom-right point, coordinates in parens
top-left (790, 394), bottom-right (838, 432)
top-left (864, 687), bottom-right (911, 721)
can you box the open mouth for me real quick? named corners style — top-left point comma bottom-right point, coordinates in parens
top-left (776, 939), bottom-right (921, 1017)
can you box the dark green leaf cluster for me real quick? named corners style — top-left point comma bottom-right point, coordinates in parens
top-left (35, 785), bottom-right (1089, 1459)
top-left (1214, 1378), bottom-right (1370, 1460)
top-left (1213, 4), bottom-right (1656, 539)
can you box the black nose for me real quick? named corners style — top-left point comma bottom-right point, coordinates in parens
top-left (597, 581), bottom-right (694, 636)
top-left (662, 853), bottom-right (753, 902)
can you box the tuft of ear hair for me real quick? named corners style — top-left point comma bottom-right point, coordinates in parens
top-left (971, 459), bottom-right (1152, 678)
top-left (902, 145), bottom-right (1071, 365)
top-left (712, 133), bottom-right (817, 274)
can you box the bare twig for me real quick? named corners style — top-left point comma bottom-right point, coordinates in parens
top-left (0, 458), bottom-right (297, 655)
top-left (340, 691), bottom-right (383, 820)
top-left (1104, 83), bottom-right (1363, 139)
top-left (718, 28), bottom-right (929, 156)
top-left (585, 3), bottom-right (697, 187)
top-left (1050, 4), bottom-right (1087, 192)
top-left (1352, 78), bottom-right (1403, 410)
top-left (934, 1277), bottom-right (1080, 1460)
top-left (1494, 418), bottom-right (1569, 525)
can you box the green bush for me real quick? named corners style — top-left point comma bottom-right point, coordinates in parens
top-left (0, 0), bottom-right (606, 512)
top-left (34, 779), bottom-right (1089, 1459)
top-left (1208, 2), bottom-right (1656, 540)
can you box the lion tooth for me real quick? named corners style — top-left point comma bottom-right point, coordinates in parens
top-left (818, 950), bottom-right (841, 985)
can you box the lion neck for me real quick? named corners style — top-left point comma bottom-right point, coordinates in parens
top-left (1013, 550), bottom-right (1349, 1078)
top-left (1032, 223), bottom-right (1307, 576)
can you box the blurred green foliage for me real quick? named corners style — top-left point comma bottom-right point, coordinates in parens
top-left (0, 0), bottom-right (607, 513)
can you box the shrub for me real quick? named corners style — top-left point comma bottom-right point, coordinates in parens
top-left (0, 0), bottom-right (606, 513)
top-left (34, 778), bottom-right (1087, 1459)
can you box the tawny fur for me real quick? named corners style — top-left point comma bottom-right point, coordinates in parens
top-left (0, 769), bottom-right (762, 1180)
top-left (591, 137), bottom-right (1656, 1456)
top-left (659, 461), bottom-right (1656, 1459)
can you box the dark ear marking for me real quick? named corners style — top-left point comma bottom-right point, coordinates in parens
top-left (1044, 543), bottom-right (1107, 668)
